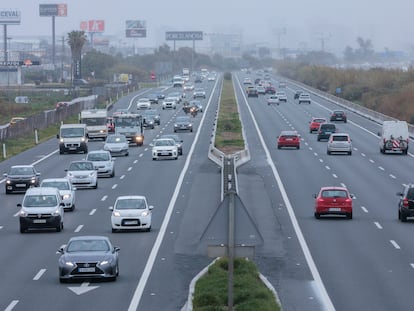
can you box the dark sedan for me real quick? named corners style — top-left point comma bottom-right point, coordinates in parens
top-left (174, 116), bottom-right (193, 132)
top-left (58, 236), bottom-right (120, 283)
top-left (4, 165), bottom-right (41, 194)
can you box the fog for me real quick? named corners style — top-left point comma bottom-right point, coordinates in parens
top-left (3, 0), bottom-right (414, 55)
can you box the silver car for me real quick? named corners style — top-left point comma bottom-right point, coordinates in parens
top-left (65, 161), bottom-right (98, 189)
top-left (40, 178), bottom-right (76, 211)
top-left (86, 150), bottom-right (115, 177)
top-left (104, 134), bottom-right (129, 157)
top-left (327, 133), bottom-right (352, 155)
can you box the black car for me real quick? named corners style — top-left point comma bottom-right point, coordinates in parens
top-left (194, 76), bottom-right (203, 83)
top-left (142, 109), bottom-right (160, 125)
top-left (147, 93), bottom-right (159, 104)
top-left (397, 184), bottom-right (414, 222)
top-left (294, 90), bottom-right (303, 99)
top-left (330, 110), bottom-right (347, 123)
top-left (247, 88), bottom-right (259, 97)
top-left (174, 116), bottom-right (193, 132)
top-left (4, 165), bottom-right (41, 194)
top-left (142, 115), bottom-right (155, 129)
top-left (58, 236), bottom-right (120, 283)
top-left (317, 123), bottom-right (337, 141)
top-left (160, 134), bottom-right (183, 155)
top-left (155, 92), bottom-right (165, 101)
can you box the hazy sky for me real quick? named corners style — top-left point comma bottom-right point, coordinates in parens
top-left (3, 0), bottom-right (414, 54)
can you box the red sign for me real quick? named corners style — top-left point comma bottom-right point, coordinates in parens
top-left (150, 72), bottom-right (156, 80)
top-left (80, 20), bottom-right (105, 32)
top-left (80, 21), bottom-right (88, 31)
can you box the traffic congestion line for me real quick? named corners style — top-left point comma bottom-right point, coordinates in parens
top-left (390, 240), bottom-right (401, 250)
top-left (33, 269), bottom-right (46, 280)
top-left (374, 222), bottom-right (383, 229)
top-left (4, 300), bottom-right (18, 311)
top-left (89, 209), bottom-right (97, 216)
top-left (74, 225), bottom-right (83, 233)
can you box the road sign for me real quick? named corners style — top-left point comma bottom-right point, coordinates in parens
top-left (150, 72), bottom-right (156, 80)
top-left (125, 20), bottom-right (146, 38)
top-left (0, 9), bottom-right (21, 24)
top-left (165, 31), bottom-right (203, 41)
top-left (39, 4), bottom-right (67, 17)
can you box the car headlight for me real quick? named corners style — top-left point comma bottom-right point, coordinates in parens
top-left (100, 259), bottom-right (112, 266)
top-left (136, 136), bottom-right (143, 142)
top-left (64, 261), bottom-right (75, 267)
top-left (52, 209), bottom-right (61, 216)
top-left (141, 211), bottom-right (150, 217)
top-left (19, 210), bottom-right (27, 217)
top-left (62, 194), bottom-right (71, 200)
top-left (174, 124), bottom-right (178, 127)
top-left (30, 178), bottom-right (36, 184)
top-left (67, 172), bottom-right (73, 177)
top-left (112, 211), bottom-right (121, 217)
top-left (60, 138), bottom-right (64, 143)
top-left (6, 180), bottom-right (11, 184)
top-left (81, 137), bottom-right (86, 142)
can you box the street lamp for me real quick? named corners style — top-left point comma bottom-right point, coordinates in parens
top-left (6, 37), bottom-right (12, 87)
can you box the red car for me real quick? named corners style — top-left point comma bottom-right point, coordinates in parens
top-left (314, 186), bottom-right (354, 219)
top-left (107, 117), bottom-right (115, 133)
top-left (309, 117), bottom-right (326, 133)
top-left (277, 131), bottom-right (300, 149)
top-left (265, 86), bottom-right (276, 94)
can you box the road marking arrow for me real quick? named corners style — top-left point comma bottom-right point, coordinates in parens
top-left (68, 282), bottom-right (99, 295)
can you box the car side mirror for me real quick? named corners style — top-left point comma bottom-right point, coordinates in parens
top-left (17, 203), bottom-right (22, 207)
top-left (149, 205), bottom-right (154, 210)
top-left (109, 206), bottom-right (114, 211)
top-left (350, 194), bottom-right (355, 199)
top-left (114, 247), bottom-right (120, 252)
top-left (313, 194), bottom-right (317, 198)
top-left (57, 247), bottom-right (64, 254)
top-left (56, 134), bottom-right (60, 139)
top-left (60, 203), bottom-right (65, 207)
top-left (73, 187), bottom-right (77, 191)
top-left (36, 172), bottom-right (41, 176)
top-left (396, 192), bottom-right (403, 196)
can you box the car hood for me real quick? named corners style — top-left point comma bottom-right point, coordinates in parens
top-left (61, 252), bottom-right (114, 262)
top-left (67, 170), bottom-right (95, 176)
top-left (105, 143), bottom-right (128, 149)
top-left (7, 174), bottom-right (36, 179)
top-left (115, 209), bottom-right (148, 217)
top-left (153, 146), bottom-right (175, 151)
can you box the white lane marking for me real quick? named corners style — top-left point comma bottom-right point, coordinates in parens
top-left (319, 159), bottom-right (323, 163)
top-left (33, 269), bottom-right (46, 280)
top-left (390, 240), bottom-right (401, 249)
top-left (369, 159), bottom-right (374, 163)
top-left (340, 183), bottom-right (346, 188)
top-left (120, 175), bottom-right (125, 180)
top-left (75, 225), bottom-right (83, 233)
top-left (410, 264), bottom-right (414, 269)
top-left (361, 153), bottom-right (366, 157)
top-left (389, 174), bottom-right (396, 179)
top-left (0, 226), bottom-right (3, 229)
top-left (139, 154), bottom-right (144, 157)
top-left (5, 300), bottom-right (19, 311)
top-left (379, 166), bottom-right (385, 171)
top-left (313, 152), bottom-right (318, 156)
top-left (144, 148), bottom-right (149, 151)
top-left (13, 212), bottom-right (19, 217)
top-left (112, 184), bottom-right (118, 189)
top-left (101, 195), bottom-right (108, 201)
top-left (374, 222), bottom-right (383, 229)
top-left (325, 166), bottom-right (330, 170)
top-left (332, 174), bottom-right (338, 178)
top-left (361, 206), bottom-right (368, 213)
top-left (133, 160), bottom-right (138, 164)
top-left (89, 209), bottom-right (97, 216)
top-left (128, 167), bottom-right (132, 171)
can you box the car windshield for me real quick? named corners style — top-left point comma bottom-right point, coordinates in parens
top-left (113, 117), bottom-right (138, 127)
top-left (115, 198), bottom-right (146, 210)
top-left (41, 181), bottom-right (70, 190)
top-left (321, 190), bottom-right (348, 198)
top-left (60, 127), bottom-right (85, 138)
top-left (68, 162), bottom-right (94, 171)
top-left (154, 139), bottom-right (174, 146)
top-left (9, 167), bottom-right (34, 175)
top-left (106, 135), bottom-right (126, 143)
top-left (66, 239), bottom-right (110, 252)
top-left (313, 119), bottom-right (325, 123)
top-left (23, 195), bottom-right (58, 207)
top-left (81, 118), bottom-right (106, 126)
top-left (176, 117), bottom-right (190, 122)
top-left (87, 153), bottom-right (110, 161)
top-left (332, 135), bottom-right (349, 141)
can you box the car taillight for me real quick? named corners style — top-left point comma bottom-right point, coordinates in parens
top-left (403, 198), bottom-right (409, 207)
top-left (345, 198), bottom-right (352, 203)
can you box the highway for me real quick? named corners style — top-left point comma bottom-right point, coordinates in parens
top-left (1, 72), bottom-right (414, 311)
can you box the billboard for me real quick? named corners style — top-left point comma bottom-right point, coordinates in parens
top-left (125, 20), bottom-right (146, 38)
top-left (165, 31), bottom-right (203, 41)
top-left (0, 9), bottom-right (21, 25)
top-left (80, 20), bottom-right (105, 33)
top-left (39, 4), bottom-right (67, 17)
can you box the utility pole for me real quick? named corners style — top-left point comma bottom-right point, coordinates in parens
top-left (273, 28), bottom-right (287, 59)
top-left (317, 33), bottom-right (331, 52)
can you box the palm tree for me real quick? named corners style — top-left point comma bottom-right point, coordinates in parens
top-left (67, 31), bottom-right (87, 81)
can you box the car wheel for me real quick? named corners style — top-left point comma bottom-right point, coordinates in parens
top-left (115, 264), bottom-right (119, 276)
top-left (277, 145), bottom-right (281, 149)
top-left (5, 188), bottom-right (11, 194)
top-left (71, 204), bottom-right (75, 211)
top-left (348, 151), bottom-right (352, 155)
top-left (297, 145), bottom-right (300, 150)
top-left (146, 226), bottom-right (151, 232)
top-left (152, 158), bottom-right (156, 161)
top-left (401, 212), bottom-right (408, 222)
top-left (93, 182), bottom-right (98, 189)
top-left (125, 152), bottom-right (129, 157)
top-left (327, 150), bottom-right (331, 155)
top-left (59, 278), bottom-right (67, 284)
top-left (347, 212), bottom-right (353, 220)
top-left (111, 170), bottom-right (115, 178)
top-left (317, 137), bottom-right (321, 141)
top-left (59, 149), bottom-right (64, 155)
top-left (112, 228), bottom-right (117, 233)
top-left (175, 156), bottom-right (178, 160)
top-left (20, 226), bottom-right (26, 233)
top-left (56, 223), bottom-right (62, 232)
top-left (314, 212), bottom-right (320, 219)
top-left (398, 209), bottom-right (401, 220)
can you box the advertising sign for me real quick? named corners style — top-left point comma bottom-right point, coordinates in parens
top-left (125, 20), bottom-right (146, 38)
top-left (165, 31), bottom-right (203, 41)
top-left (80, 20), bottom-right (105, 32)
top-left (0, 9), bottom-right (21, 25)
top-left (39, 4), bottom-right (67, 17)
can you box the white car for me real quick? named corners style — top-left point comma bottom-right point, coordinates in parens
top-left (267, 95), bottom-right (280, 105)
top-left (327, 133), bottom-right (352, 155)
top-left (65, 161), bottom-right (98, 189)
top-left (110, 195), bottom-right (153, 232)
top-left (86, 150), bottom-right (115, 177)
top-left (104, 134), bottom-right (129, 156)
top-left (193, 88), bottom-right (206, 99)
top-left (40, 178), bottom-right (76, 211)
top-left (298, 93), bottom-right (311, 104)
top-left (151, 138), bottom-right (178, 160)
top-left (275, 91), bottom-right (287, 102)
top-left (162, 97), bottom-right (177, 110)
top-left (136, 98), bottom-right (151, 110)
top-left (183, 83), bottom-right (194, 91)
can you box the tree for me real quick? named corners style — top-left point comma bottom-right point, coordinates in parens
top-left (67, 31), bottom-right (87, 80)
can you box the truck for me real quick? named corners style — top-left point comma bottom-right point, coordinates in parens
top-left (57, 123), bottom-right (88, 154)
top-left (113, 113), bottom-right (144, 146)
top-left (379, 120), bottom-right (409, 154)
top-left (80, 109), bottom-right (108, 140)
top-left (172, 75), bottom-right (184, 88)
top-left (182, 68), bottom-right (190, 81)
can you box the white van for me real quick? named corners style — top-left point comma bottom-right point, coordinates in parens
top-left (379, 120), bottom-right (409, 154)
top-left (57, 123), bottom-right (88, 154)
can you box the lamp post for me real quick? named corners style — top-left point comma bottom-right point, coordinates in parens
top-left (6, 37), bottom-right (12, 87)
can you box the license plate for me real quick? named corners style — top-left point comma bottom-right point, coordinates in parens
top-left (78, 267), bottom-right (95, 273)
top-left (161, 152), bottom-right (170, 155)
top-left (16, 184), bottom-right (26, 187)
top-left (329, 208), bottom-right (341, 212)
top-left (124, 220), bottom-right (138, 225)
top-left (33, 219), bottom-right (46, 223)
top-left (286, 138), bottom-right (293, 141)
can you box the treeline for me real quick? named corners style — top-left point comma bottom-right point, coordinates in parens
top-left (276, 60), bottom-right (414, 123)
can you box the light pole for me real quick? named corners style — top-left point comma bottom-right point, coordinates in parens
top-left (7, 37), bottom-right (12, 87)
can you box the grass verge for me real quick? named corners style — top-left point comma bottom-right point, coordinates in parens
top-left (193, 257), bottom-right (281, 311)
top-left (215, 73), bottom-right (245, 154)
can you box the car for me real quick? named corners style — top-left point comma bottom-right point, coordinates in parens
top-left (317, 123), bottom-right (337, 141)
top-left (247, 87), bottom-right (259, 97)
top-left (142, 115), bottom-right (155, 129)
top-left (183, 83), bottom-right (195, 91)
top-left (267, 95), bottom-right (280, 105)
top-left (65, 161), bottom-right (98, 189)
top-left (174, 115), bottom-right (193, 132)
top-left (142, 109), bottom-right (160, 125)
top-left (86, 150), bottom-right (115, 177)
top-left (160, 134), bottom-right (183, 155)
top-left (110, 195), bottom-right (153, 232)
top-left (330, 110), bottom-right (347, 123)
top-left (254, 78), bottom-right (262, 85)
top-left (397, 184), bottom-right (414, 222)
top-left (278, 82), bottom-right (287, 88)
top-left (56, 101), bottom-right (69, 109)
top-left (4, 165), bottom-right (41, 194)
top-left (243, 78), bottom-right (252, 85)
top-left (58, 236), bottom-right (120, 283)
top-left (151, 138), bottom-right (179, 160)
top-left (309, 117), bottom-right (326, 133)
top-left (104, 134), bottom-right (129, 156)
top-left (136, 98), bottom-right (151, 110)
top-left (193, 88), bottom-right (206, 99)
top-left (265, 86), bottom-right (276, 94)
top-left (275, 91), bottom-right (287, 102)
top-left (314, 186), bottom-right (354, 219)
top-left (113, 108), bottom-right (129, 116)
top-left (73, 78), bottom-right (89, 86)
top-left (162, 97), bottom-right (177, 110)
top-left (256, 86), bottom-right (266, 95)
top-left (207, 74), bottom-right (216, 81)
top-left (155, 92), bottom-right (165, 101)
top-left (327, 133), bottom-right (352, 155)
top-left (294, 90), bottom-right (303, 99)
top-left (40, 178), bottom-right (76, 211)
top-left (194, 76), bottom-right (203, 83)
top-left (277, 131), bottom-right (301, 149)
top-left (189, 100), bottom-right (203, 112)
top-left (18, 187), bottom-right (65, 233)
top-left (298, 93), bottom-right (311, 104)
top-left (167, 91), bottom-right (182, 103)
top-left (9, 117), bottom-right (26, 126)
